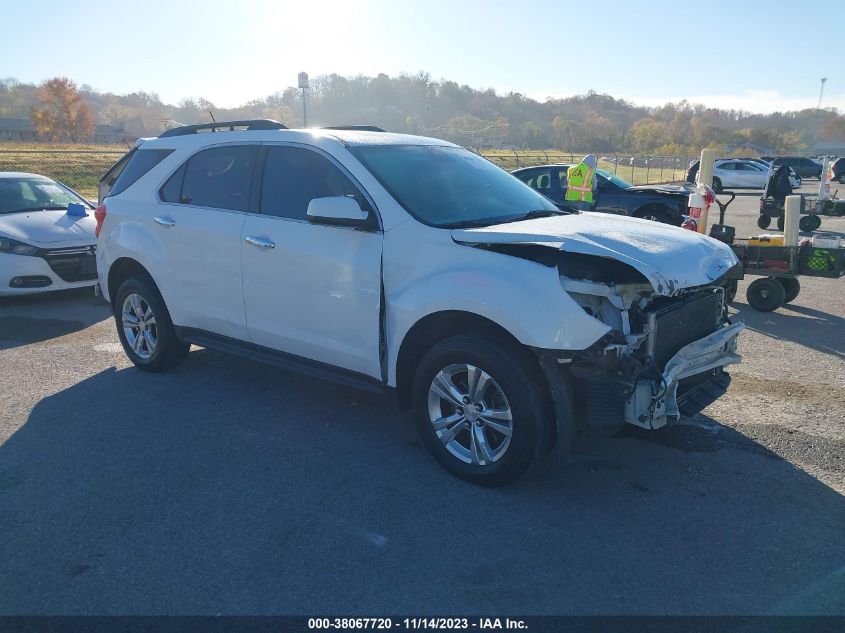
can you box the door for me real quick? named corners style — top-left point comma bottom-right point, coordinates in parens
top-left (737, 162), bottom-right (767, 188)
top-left (241, 144), bottom-right (384, 379)
top-left (154, 144), bottom-right (258, 340)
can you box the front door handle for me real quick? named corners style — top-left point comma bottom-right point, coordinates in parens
top-left (153, 216), bottom-right (175, 227)
top-left (245, 236), bottom-right (275, 249)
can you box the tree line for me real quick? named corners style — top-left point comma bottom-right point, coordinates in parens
top-left (1, 73), bottom-right (844, 153)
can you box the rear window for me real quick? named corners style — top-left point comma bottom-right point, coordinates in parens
top-left (108, 149), bottom-right (174, 198)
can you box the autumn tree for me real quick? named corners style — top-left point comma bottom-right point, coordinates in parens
top-left (30, 77), bottom-right (95, 142)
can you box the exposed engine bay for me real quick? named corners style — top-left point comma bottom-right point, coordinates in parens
top-left (480, 243), bottom-right (745, 430)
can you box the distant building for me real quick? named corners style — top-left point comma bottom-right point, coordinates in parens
top-left (0, 117), bottom-right (137, 144)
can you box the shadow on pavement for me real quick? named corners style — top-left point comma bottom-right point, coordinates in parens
top-left (732, 302), bottom-right (845, 360)
top-left (0, 348), bottom-right (843, 615)
top-left (0, 288), bottom-right (110, 350)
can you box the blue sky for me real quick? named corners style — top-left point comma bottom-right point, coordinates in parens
top-left (2, 0), bottom-right (843, 113)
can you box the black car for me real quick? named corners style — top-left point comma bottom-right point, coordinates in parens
top-left (760, 156), bottom-right (822, 179)
top-left (512, 164), bottom-right (689, 225)
top-left (830, 157), bottom-right (845, 184)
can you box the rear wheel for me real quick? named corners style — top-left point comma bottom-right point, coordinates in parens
top-left (711, 177), bottom-right (723, 193)
top-left (777, 215), bottom-right (785, 231)
top-left (746, 277), bottom-right (786, 312)
top-left (777, 277), bottom-right (801, 304)
top-left (114, 276), bottom-right (189, 372)
top-left (838, 173), bottom-right (845, 184)
top-left (411, 333), bottom-right (556, 486)
top-left (635, 206), bottom-right (672, 224)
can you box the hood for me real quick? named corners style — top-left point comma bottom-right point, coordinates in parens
top-left (0, 209), bottom-right (96, 246)
top-left (452, 212), bottom-right (739, 296)
top-left (628, 183), bottom-right (694, 196)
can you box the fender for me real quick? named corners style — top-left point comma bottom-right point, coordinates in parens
top-left (98, 218), bottom-right (176, 311)
top-left (383, 234), bottom-right (611, 386)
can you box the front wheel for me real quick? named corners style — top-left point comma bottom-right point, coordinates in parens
top-left (757, 215), bottom-right (772, 229)
top-left (411, 333), bottom-right (556, 486)
top-left (838, 173), bottom-right (845, 184)
top-left (114, 276), bottom-right (189, 372)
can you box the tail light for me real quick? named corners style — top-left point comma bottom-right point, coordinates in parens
top-left (94, 203), bottom-right (106, 237)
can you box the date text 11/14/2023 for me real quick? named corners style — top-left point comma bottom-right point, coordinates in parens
top-left (307, 618), bottom-right (528, 630)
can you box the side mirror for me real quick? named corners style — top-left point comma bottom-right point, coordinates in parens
top-left (306, 196), bottom-right (369, 227)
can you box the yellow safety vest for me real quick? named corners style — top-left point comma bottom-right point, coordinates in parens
top-left (565, 163), bottom-right (595, 203)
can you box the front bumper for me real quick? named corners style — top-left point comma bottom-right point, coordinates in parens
top-left (0, 251), bottom-right (97, 296)
top-left (624, 321), bottom-right (744, 428)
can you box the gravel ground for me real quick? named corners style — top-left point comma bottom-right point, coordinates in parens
top-left (0, 183), bottom-right (843, 615)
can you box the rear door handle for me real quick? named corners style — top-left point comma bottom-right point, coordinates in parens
top-left (153, 216), bottom-right (175, 227)
top-left (245, 236), bottom-right (275, 249)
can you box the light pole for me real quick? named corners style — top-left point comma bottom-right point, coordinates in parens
top-left (818, 77), bottom-right (828, 110)
top-left (298, 72), bottom-right (309, 127)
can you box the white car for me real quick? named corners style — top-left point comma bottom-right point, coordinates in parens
top-left (711, 159), bottom-right (800, 193)
top-left (0, 172), bottom-right (97, 295)
top-left (96, 121), bottom-right (744, 486)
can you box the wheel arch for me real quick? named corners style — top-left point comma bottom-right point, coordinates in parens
top-left (107, 257), bottom-right (157, 306)
top-left (394, 310), bottom-right (539, 410)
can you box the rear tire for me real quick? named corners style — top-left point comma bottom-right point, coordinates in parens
top-left (777, 215), bottom-right (785, 231)
top-left (114, 276), bottom-right (189, 372)
top-left (635, 206), bottom-right (673, 224)
top-left (777, 277), bottom-right (800, 304)
top-left (711, 177), bottom-right (723, 193)
top-left (411, 333), bottom-right (555, 486)
top-left (746, 277), bottom-right (786, 312)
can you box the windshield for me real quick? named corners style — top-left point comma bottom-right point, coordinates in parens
top-left (350, 145), bottom-right (560, 227)
top-left (596, 168), bottom-right (633, 189)
top-left (0, 177), bottom-right (90, 215)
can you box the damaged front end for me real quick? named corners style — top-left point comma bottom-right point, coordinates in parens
top-left (451, 215), bottom-right (745, 431)
top-left (554, 257), bottom-right (744, 430)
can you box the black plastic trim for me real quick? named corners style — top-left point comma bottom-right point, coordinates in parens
top-left (159, 119), bottom-right (287, 138)
top-left (174, 327), bottom-right (388, 394)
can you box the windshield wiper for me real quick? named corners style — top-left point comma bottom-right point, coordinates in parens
top-left (7, 206), bottom-right (70, 213)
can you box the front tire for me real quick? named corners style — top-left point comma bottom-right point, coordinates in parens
top-left (411, 333), bottom-right (554, 486)
top-left (757, 215), bottom-right (772, 229)
top-left (114, 276), bottom-right (189, 372)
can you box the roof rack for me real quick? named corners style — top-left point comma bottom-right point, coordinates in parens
top-left (322, 125), bottom-right (386, 132)
top-left (159, 119), bottom-right (287, 138)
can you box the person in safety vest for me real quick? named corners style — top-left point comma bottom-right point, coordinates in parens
top-left (565, 154), bottom-right (598, 211)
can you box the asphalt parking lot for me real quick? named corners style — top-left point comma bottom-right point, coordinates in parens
top-left (1, 184), bottom-right (844, 615)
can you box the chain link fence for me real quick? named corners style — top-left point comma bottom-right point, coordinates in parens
top-left (0, 145), bottom-right (694, 201)
top-left (478, 150), bottom-right (694, 185)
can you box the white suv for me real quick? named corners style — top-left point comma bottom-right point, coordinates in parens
top-left (96, 121), bottom-right (744, 486)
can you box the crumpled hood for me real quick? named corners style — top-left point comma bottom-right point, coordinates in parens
top-left (0, 209), bottom-right (96, 245)
top-left (628, 184), bottom-right (694, 196)
top-left (452, 212), bottom-right (739, 296)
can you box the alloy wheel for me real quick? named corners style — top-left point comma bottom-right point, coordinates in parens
top-left (427, 364), bottom-right (513, 466)
top-left (121, 293), bottom-right (157, 360)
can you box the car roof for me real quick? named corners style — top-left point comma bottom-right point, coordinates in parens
top-left (0, 172), bottom-right (53, 180)
top-left (139, 128), bottom-right (457, 151)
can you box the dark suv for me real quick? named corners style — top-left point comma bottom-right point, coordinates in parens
top-left (512, 164), bottom-right (689, 225)
top-left (760, 156), bottom-right (822, 179)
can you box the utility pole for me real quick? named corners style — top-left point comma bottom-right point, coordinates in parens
top-left (818, 77), bottom-right (828, 110)
top-left (298, 72), bottom-right (309, 127)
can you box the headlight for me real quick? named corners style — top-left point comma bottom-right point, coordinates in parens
top-left (0, 237), bottom-right (39, 256)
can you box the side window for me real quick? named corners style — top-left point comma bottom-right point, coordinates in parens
top-left (259, 146), bottom-right (367, 220)
top-left (518, 168), bottom-right (552, 191)
top-left (557, 169), bottom-right (568, 188)
top-left (108, 149), bottom-right (174, 198)
top-left (179, 145), bottom-right (258, 211)
top-left (159, 164), bottom-right (186, 203)
top-left (719, 162), bottom-right (734, 171)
